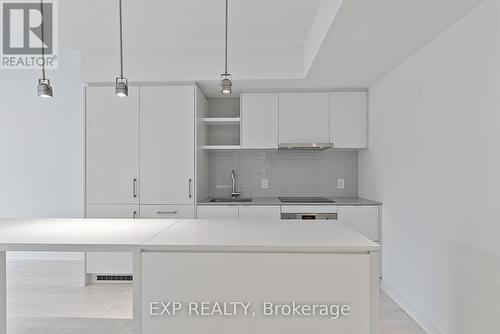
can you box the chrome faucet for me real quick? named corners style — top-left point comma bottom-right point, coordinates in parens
top-left (231, 169), bottom-right (240, 198)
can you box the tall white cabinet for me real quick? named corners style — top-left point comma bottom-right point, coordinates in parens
top-left (140, 86), bottom-right (195, 204)
top-left (86, 87), bottom-right (140, 204)
top-left (85, 85), bottom-right (197, 278)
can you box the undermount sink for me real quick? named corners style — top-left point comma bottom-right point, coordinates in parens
top-left (208, 198), bottom-right (253, 203)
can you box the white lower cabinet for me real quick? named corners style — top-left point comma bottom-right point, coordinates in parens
top-left (85, 205), bottom-right (138, 275)
top-left (86, 204), bottom-right (195, 276)
top-left (337, 206), bottom-right (379, 241)
top-left (238, 206), bottom-right (281, 220)
top-left (140, 205), bottom-right (195, 219)
top-left (196, 206), bottom-right (239, 219)
top-left (85, 204), bottom-right (139, 219)
top-left (86, 252), bottom-right (133, 275)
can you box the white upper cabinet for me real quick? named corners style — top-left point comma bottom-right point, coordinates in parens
top-left (140, 86), bottom-right (195, 205)
top-left (241, 93), bottom-right (278, 149)
top-left (330, 92), bottom-right (367, 148)
top-left (278, 93), bottom-right (330, 144)
top-left (86, 86), bottom-right (139, 204)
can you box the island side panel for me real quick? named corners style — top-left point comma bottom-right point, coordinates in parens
top-left (0, 251), bottom-right (5, 334)
top-left (370, 251), bottom-right (381, 334)
top-left (133, 251), bottom-right (142, 334)
top-left (141, 251), bottom-right (372, 334)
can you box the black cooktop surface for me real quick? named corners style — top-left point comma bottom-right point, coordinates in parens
top-left (279, 197), bottom-right (335, 203)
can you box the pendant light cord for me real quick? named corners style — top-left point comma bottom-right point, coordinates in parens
top-left (224, 0), bottom-right (228, 74)
top-left (40, 0), bottom-right (46, 80)
top-left (119, 0), bottom-right (124, 79)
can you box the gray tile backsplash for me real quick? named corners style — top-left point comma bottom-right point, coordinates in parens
top-left (207, 151), bottom-right (358, 198)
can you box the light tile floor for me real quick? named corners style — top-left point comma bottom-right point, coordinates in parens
top-left (6, 259), bottom-right (426, 334)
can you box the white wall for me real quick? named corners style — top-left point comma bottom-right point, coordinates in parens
top-left (0, 50), bottom-right (85, 260)
top-left (359, 1), bottom-right (500, 333)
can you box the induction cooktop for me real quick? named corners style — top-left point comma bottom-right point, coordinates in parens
top-left (278, 197), bottom-right (335, 203)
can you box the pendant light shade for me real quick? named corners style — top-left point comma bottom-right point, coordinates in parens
top-left (115, 0), bottom-right (128, 97)
top-left (221, 73), bottom-right (232, 95)
top-left (37, 0), bottom-right (53, 97)
top-left (37, 78), bottom-right (53, 97)
top-left (220, 0), bottom-right (232, 95)
top-left (115, 77), bottom-right (128, 97)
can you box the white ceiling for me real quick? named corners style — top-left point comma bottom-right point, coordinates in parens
top-left (63, 0), bottom-right (321, 48)
top-left (304, 0), bottom-right (487, 87)
top-left (61, 0), bottom-right (322, 82)
top-left (58, 0), bottom-right (486, 96)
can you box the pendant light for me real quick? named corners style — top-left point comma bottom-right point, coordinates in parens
top-left (220, 0), bottom-right (232, 95)
top-left (37, 0), bottom-right (53, 97)
top-left (115, 0), bottom-right (128, 97)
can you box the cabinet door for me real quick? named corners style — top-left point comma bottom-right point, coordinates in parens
top-left (140, 86), bottom-right (195, 205)
top-left (86, 86), bottom-right (139, 204)
top-left (241, 93), bottom-right (278, 149)
top-left (196, 206), bottom-right (239, 219)
top-left (330, 92), bottom-right (367, 148)
top-left (85, 204), bottom-right (138, 275)
top-left (238, 206), bottom-right (281, 220)
top-left (338, 206), bottom-right (379, 241)
top-left (278, 93), bottom-right (330, 144)
top-left (140, 205), bottom-right (195, 219)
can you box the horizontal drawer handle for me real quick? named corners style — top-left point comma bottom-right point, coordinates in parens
top-left (156, 211), bottom-right (178, 215)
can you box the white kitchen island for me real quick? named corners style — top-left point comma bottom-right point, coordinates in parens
top-left (0, 218), bottom-right (380, 334)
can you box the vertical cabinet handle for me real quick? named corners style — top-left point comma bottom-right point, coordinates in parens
top-left (133, 178), bottom-right (137, 198)
top-left (188, 178), bottom-right (192, 199)
top-left (133, 211), bottom-right (137, 219)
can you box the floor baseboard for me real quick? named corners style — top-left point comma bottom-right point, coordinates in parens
top-left (381, 280), bottom-right (443, 334)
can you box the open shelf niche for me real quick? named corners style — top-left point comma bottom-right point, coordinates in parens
top-left (201, 97), bottom-right (241, 150)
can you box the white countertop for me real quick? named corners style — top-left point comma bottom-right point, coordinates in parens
top-left (143, 219), bottom-right (380, 253)
top-left (0, 218), bottom-right (177, 252)
top-left (197, 196), bottom-right (382, 206)
top-left (0, 219), bottom-right (379, 253)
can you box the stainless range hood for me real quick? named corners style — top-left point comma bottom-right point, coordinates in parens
top-left (278, 143), bottom-right (334, 151)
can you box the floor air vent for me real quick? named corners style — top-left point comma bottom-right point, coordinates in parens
top-left (96, 275), bottom-right (133, 282)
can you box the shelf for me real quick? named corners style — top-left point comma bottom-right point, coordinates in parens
top-left (202, 145), bottom-right (241, 150)
top-left (202, 117), bottom-right (240, 125)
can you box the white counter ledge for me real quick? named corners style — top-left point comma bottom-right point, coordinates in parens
top-left (0, 218), bottom-right (179, 252)
top-left (0, 218), bottom-right (378, 252)
top-left (142, 219), bottom-right (380, 253)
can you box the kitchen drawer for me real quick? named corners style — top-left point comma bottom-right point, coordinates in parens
top-left (239, 206), bottom-right (281, 220)
top-left (197, 206), bottom-right (239, 219)
top-left (86, 204), bottom-right (139, 218)
top-left (140, 205), bottom-right (195, 219)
